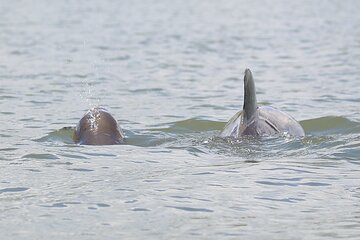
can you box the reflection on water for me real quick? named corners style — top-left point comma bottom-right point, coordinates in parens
top-left (1, 0), bottom-right (360, 239)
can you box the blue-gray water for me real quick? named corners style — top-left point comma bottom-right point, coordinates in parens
top-left (1, 0), bottom-right (360, 239)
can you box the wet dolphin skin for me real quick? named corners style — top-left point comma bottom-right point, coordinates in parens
top-left (74, 107), bottom-right (124, 145)
top-left (220, 69), bottom-right (305, 137)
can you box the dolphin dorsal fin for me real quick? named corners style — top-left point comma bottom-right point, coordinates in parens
top-left (243, 69), bottom-right (258, 121)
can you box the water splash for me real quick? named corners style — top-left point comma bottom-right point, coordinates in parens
top-left (86, 107), bottom-right (102, 131)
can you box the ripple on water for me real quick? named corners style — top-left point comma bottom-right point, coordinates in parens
top-left (59, 153), bottom-right (88, 160)
top-left (132, 208), bottom-right (150, 212)
top-left (0, 187), bottom-right (29, 194)
top-left (67, 168), bottom-right (94, 172)
top-left (0, 134), bottom-right (12, 138)
top-left (255, 197), bottom-right (305, 203)
top-left (22, 153), bottom-right (59, 160)
top-left (301, 116), bottom-right (360, 135)
top-left (35, 127), bottom-right (74, 144)
top-left (256, 180), bottom-right (331, 187)
top-left (96, 203), bottom-right (110, 207)
top-left (0, 111), bottom-right (15, 115)
top-left (166, 206), bottom-right (214, 213)
top-left (0, 147), bottom-right (18, 151)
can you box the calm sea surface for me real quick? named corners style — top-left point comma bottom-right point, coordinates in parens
top-left (0, 0), bottom-right (359, 239)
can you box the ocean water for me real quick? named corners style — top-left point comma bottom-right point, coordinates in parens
top-left (0, 0), bottom-right (359, 239)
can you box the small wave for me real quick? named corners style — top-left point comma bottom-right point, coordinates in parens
top-left (22, 153), bottom-right (59, 160)
top-left (0, 187), bottom-right (29, 194)
top-left (301, 116), bottom-right (360, 135)
top-left (149, 118), bottom-right (224, 134)
top-left (35, 127), bottom-right (75, 144)
top-left (35, 117), bottom-right (359, 164)
top-left (166, 205), bottom-right (214, 213)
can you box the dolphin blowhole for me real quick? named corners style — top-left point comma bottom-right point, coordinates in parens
top-left (74, 107), bottom-right (124, 145)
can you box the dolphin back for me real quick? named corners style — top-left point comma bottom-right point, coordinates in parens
top-left (257, 106), bottom-right (305, 137)
top-left (220, 106), bottom-right (305, 137)
top-left (220, 111), bottom-right (243, 137)
top-left (220, 68), bottom-right (305, 138)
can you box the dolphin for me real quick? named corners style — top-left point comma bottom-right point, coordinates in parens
top-left (220, 69), bottom-right (305, 137)
top-left (73, 107), bottom-right (125, 145)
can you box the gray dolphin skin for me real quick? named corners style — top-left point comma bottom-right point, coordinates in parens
top-left (220, 69), bottom-right (305, 137)
top-left (73, 107), bottom-right (125, 145)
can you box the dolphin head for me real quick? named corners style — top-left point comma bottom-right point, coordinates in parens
top-left (74, 107), bottom-right (124, 145)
